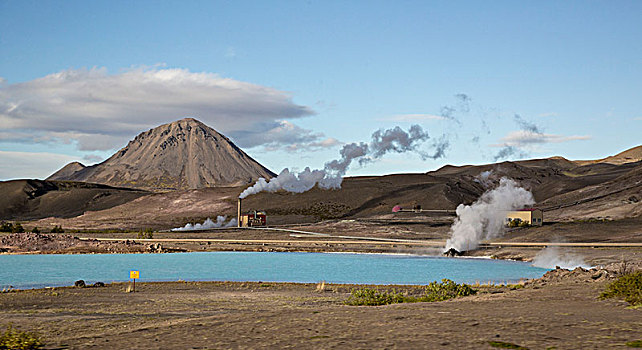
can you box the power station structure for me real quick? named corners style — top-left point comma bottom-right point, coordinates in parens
top-left (391, 205), bottom-right (456, 214)
top-left (237, 198), bottom-right (267, 227)
top-left (505, 208), bottom-right (543, 226)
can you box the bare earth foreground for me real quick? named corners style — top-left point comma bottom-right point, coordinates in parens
top-left (1, 271), bottom-right (641, 350)
top-left (1, 219), bottom-right (641, 349)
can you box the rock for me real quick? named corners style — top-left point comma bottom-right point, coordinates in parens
top-left (147, 243), bottom-right (163, 253)
top-left (92, 282), bottom-right (105, 287)
top-left (443, 248), bottom-right (462, 257)
top-left (74, 280), bottom-right (86, 288)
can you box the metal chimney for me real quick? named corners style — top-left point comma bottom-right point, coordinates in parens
top-left (237, 198), bottom-right (242, 228)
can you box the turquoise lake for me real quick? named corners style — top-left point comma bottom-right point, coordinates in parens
top-left (0, 251), bottom-right (549, 289)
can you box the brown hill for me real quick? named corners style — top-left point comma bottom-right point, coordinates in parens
top-left (575, 145), bottom-right (642, 165)
top-left (0, 179), bottom-right (148, 220)
top-left (47, 161), bottom-right (86, 179)
top-left (9, 144), bottom-right (640, 227)
top-left (540, 161), bottom-right (642, 220)
top-left (47, 118), bottom-right (275, 190)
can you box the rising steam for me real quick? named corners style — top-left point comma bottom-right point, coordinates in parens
top-left (239, 124), bottom-right (447, 199)
top-left (171, 216), bottom-right (237, 231)
top-left (445, 178), bottom-right (534, 252)
top-left (532, 246), bottom-right (590, 269)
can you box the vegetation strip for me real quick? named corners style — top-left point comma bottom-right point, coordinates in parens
top-left (345, 279), bottom-right (477, 306)
top-left (0, 324), bottom-right (44, 350)
top-left (600, 271), bottom-right (642, 307)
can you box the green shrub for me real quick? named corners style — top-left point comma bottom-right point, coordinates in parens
top-left (0, 324), bottom-right (44, 349)
top-left (626, 340), bottom-right (642, 348)
top-left (10, 223), bottom-right (24, 233)
top-left (0, 222), bottom-right (12, 233)
top-left (137, 228), bottom-right (153, 239)
top-left (345, 288), bottom-right (407, 306)
top-left (346, 279), bottom-right (477, 306)
top-left (418, 279), bottom-right (477, 302)
top-left (507, 219), bottom-right (520, 228)
top-left (600, 272), bottom-right (642, 306)
top-left (488, 340), bottom-right (529, 349)
top-left (31, 227), bottom-right (40, 234)
top-left (50, 226), bottom-right (64, 233)
top-left (518, 221), bottom-right (530, 228)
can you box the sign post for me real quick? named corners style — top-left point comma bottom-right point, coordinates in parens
top-left (130, 270), bottom-right (139, 292)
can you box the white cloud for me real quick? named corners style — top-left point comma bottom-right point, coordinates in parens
top-left (0, 151), bottom-right (79, 180)
top-left (0, 67), bottom-right (320, 151)
top-left (492, 130), bottom-right (591, 148)
top-left (235, 120), bottom-right (338, 152)
top-left (285, 138), bottom-right (341, 152)
top-left (82, 154), bottom-right (105, 164)
top-left (633, 117), bottom-right (642, 121)
top-left (382, 114), bottom-right (445, 122)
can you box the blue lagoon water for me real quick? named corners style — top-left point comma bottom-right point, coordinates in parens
top-left (0, 252), bottom-right (549, 289)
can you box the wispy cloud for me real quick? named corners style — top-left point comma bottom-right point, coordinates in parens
top-left (492, 130), bottom-right (591, 148)
top-left (82, 154), bottom-right (104, 164)
top-left (492, 114), bottom-right (590, 161)
top-left (230, 120), bottom-right (337, 152)
top-left (284, 138), bottom-right (341, 152)
top-left (382, 114), bottom-right (445, 122)
top-left (0, 67), bottom-right (319, 151)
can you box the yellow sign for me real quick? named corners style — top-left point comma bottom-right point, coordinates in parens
top-left (130, 270), bottom-right (139, 279)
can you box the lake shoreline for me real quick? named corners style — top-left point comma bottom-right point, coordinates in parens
top-left (1, 251), bottom-right (548, 291)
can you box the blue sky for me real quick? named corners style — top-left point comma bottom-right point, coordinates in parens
top-left (1, 0), bottom-right (641, 180)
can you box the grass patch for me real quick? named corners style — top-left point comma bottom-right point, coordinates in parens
top-left (345, 279), bottom-right (477, 306)
top-left (345, 288), bottom-right (406, 306)
top-left (0, 324), bottom-right (44, 350)
top-left (309, 335), bottom-right (330, 339)
top-left (488, 340), bottom-right (529, 349)
top-left (627, 340), bottom-right (642, 348)
top-left (419, 279), bottom-right (477, 302)
top-left (599, 272), bottom-right (642, 306)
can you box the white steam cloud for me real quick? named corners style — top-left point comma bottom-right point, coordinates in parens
top-left (445, 178), bottom-right (535, 252)
top-left (532, 246), bottom-right (590, 269)
top-left (171, 216), bottom-right (237, 231)
top-left (239, 168), bottom-right (340, 198)
top-left (474, 170), bottom-right (494, 188)
top-left (239, 124), bottom-right (446, 199)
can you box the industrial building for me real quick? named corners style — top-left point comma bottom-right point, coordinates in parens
top-left (239, 210), bottom-right (267, 227)
top-left (505, 208), bottom-right (543, 226)
top-left (237, 198), bottom-right (267, 227)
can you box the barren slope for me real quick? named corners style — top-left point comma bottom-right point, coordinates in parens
top-left (0, 180), bottom-right (148, 220)
top-left (48, 118), bottom-right (275, 190)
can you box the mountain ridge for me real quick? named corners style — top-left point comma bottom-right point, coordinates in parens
top-left (47, 118), bottom-right (275, 190)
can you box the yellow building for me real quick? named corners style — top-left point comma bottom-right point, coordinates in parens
top-left (505, 208), bottom-right (543, 226)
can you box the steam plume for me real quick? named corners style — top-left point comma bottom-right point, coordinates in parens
top-left (240, 124), bottom-right (444, 199)
top-left (171, 216), bottom-right (237, 231)
top-left (474, 170), bottom-right (493, 188)
top-left (532, 246), bottom-right (590, 269)
top-left (445, 178), bottom-right (534, 252)
top-left (493, 115), bottom-right (542, 161)
top-left (513, 114), bottom-right (541, 134)
top-left (439, 93), bottom-right (471, 123)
